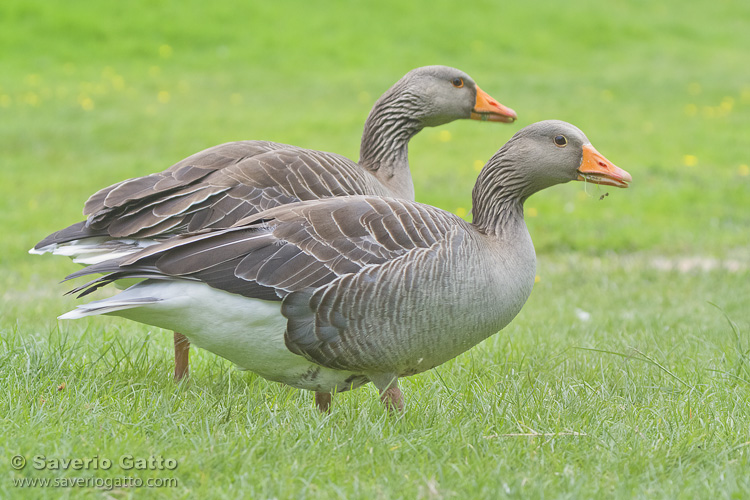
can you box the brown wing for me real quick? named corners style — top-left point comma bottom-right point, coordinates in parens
top-left (66, 196), bottom-right (462, 304)
top-left (36, 143), bottom-right (390, 249)
top-left (281, 230), bottom-right (466, 372)
top-left (83, 140), bottom-right (297, 218)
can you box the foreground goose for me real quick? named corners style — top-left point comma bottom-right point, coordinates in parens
top-left (32, 66), bottom-right (516, 381)
top-left (59, 121), bottom-right (631, 412)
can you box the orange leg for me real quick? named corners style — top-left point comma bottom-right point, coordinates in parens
top-left (174, 332), bottom-right (190, 382)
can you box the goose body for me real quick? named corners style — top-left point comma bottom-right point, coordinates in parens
top-left (60, 121), bottom-right (631, 410)
top-left (62, 197), bottom-right (535, 391)
top-left (32, 66), bottom-right (516, 264)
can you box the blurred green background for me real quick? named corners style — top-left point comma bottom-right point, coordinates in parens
top-left (3, 0), bottom-right (748, 256)
top-left (2, 0), bottom-right (749, 498)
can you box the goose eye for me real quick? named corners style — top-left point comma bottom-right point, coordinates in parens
top-left (451, 78), bottom-right (464, 88)
top-left (554, 135), bottom-right (568, 147)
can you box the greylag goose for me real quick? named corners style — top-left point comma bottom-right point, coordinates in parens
top-left (59, 120), bottom-right (631, 412)
top-left (32, 66), bottom-right (517, 383)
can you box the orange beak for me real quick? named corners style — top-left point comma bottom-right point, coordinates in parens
top-left (470, 85), bottom-right (517, 123)
top-left (577, 144), bottom-right (631, 188)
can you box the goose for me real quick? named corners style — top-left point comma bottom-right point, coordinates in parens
top-left (58, 120), bottom-right (631, 412)
top-left (31, 66), bottom-right (517, 382)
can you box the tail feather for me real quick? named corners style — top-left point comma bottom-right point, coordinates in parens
top-left (64, 270), bottom-right (195, 298)
top-left (32, 221), bottom-right (107, 251)
top-left (30, 234), bottom-right (157, 264)
top-left (58, 296), bottom-right (162, 320)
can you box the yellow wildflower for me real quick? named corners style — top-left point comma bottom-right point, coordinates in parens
top-left (79, 97), bottom-right (94, 110)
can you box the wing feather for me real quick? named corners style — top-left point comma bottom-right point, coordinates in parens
top-left (42, 144), bottom-right (388, 251)
top-left (66, 195), bottom-right (469, 370)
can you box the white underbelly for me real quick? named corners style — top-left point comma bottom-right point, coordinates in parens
top-left (109, 281), bottom-right (368, 392)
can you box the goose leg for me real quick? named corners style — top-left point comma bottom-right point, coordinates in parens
top-left (315, 392), bottom-right (332, 413)
top-left (371, 374), bottom-right (404, 412)
top-left (173, 332), bottom-right (190, 381)
top-left (380, 385), bottom-right (404, 412)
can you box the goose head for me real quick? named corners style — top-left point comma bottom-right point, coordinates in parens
top-left (359, 66), bottom-right (517, 194)
top-left (386, 65), bottom-right (517, 127)
top-left (501, 120), bottom-right (631, 198)
top-left (472, 120), bottom-right (631, 233)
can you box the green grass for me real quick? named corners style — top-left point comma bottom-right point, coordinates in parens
top-left (2, 0), bottom-right (750, 498)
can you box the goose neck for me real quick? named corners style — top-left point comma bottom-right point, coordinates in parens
top-left (358, 88), bottom-right (423, 199)
top-left (470, 154), bottom-right (528, 237)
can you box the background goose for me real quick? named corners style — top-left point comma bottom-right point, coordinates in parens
top-left (32, 65), bottom-right (517, 382)
top-left (59, 120), bottom-right (631, 412)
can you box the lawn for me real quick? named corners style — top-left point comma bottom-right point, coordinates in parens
top-left (2, 0), bottom-right (749, 498)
